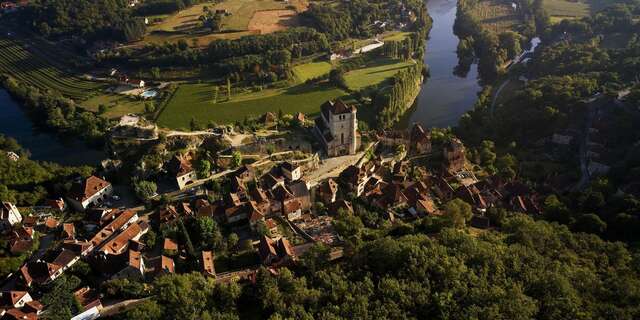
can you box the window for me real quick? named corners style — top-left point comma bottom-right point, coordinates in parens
top-left (341, 133), bottom-right (344, 144)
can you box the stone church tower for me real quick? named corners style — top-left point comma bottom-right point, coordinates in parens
top-left (314, 100), bottom-right (358, 157)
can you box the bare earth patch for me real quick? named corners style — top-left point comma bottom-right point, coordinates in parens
top-left (248, 9), bottom-right (299, 34)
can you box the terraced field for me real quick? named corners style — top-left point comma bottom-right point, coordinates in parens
top-left (0, 38), bottom-right (102, 100)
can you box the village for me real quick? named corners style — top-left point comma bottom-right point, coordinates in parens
top-left (0, 99), bottom-right (545, 320)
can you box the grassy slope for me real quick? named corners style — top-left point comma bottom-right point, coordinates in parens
top-left (344, 58), bottom-right (415, 91)
top-left (157, 83), bottom-right (346, 128)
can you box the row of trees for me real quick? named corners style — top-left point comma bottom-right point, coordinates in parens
top-left (374, 63), bottom-right (423, 128)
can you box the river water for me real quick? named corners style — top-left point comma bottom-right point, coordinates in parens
top-left (407, 0), bottom-right (482, 128)
top-left (0, 89), bottom-right (105, 166)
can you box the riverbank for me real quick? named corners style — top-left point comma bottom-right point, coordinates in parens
top-left (0, 88), bottom-right (105, 166)
top-left (407, 0), bottom-right (481, 128)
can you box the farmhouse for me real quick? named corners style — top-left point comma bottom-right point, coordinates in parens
top-left (169, 153), bottom-right (197, 190)
top-left (314, 100), bottom-right (359, 157)
top-left (66, 176), bottom-right (113, 211)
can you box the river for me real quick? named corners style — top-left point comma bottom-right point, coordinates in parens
top-left (0, 89), bottom-right (105, 166)
top-left (406, 0), bottom-right (482, 128)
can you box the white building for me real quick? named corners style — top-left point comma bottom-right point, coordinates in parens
top-left (169, 154), bottom-right (197, 190)
top-left (66, 176), bottom-right (113, 211)
top-left (314, 100), bottom-right (359, 157)
top-left (0, 202), bottom-right (21, 230)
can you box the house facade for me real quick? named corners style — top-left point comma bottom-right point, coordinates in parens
top-left (66, 176), bottom-right (113, 211)
top-left (1, 202), bottom-right (21, 230)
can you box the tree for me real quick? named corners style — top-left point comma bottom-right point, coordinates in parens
top-left (329, 69), bottom-right (347, 89)
top-left (41, 275), bottom-right (81, 320)
top-left (227, 233), bottom-right (239, 250)
top-left (574, 213), bottom-right (607, 234)
top-left (443, 198), bottom-right (473, 228)
top-left (255, 220), bottom-right (272, 237)
top-left (121, 300), bottom-right (162, 320)
top-left (196, 159), bottom-right (211, 179)
top-left (150, 67), bottom-right (161, 79)
top-left (134, 180), bottom-right (158, 200)
top-left (226, 78), bottom-right (232, 101)
top-left (142, 230), bottom-right (157, 248)
top-left (232, 151), bottom-right (242, 168)
top-left (213, 86), bottom-right (219, 104)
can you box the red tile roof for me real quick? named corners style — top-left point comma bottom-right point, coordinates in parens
top-left (68, 176), bottom-right (111, 202)
top-left (202, 251), bottom-right (215, 276)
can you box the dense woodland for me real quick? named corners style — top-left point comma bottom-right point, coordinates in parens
top-left (457, 1), bottom-right (640, 242)
top-left (454, 0), bottom-right (548, 81)
top-left (21, 0), bottom-right (146, 42)
top-left (94, 214), bottom-right (640, 319)
top-left (0, 135), bottom-right (93, 206)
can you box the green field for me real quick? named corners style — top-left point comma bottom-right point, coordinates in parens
top-left (157, 83), bottom-right (346, 128)
top-left (344, 58), bottom-right (415, 91)
top-left (84, 94), bottom-right (148, 119)
top-left (382, 32), bottom-right (413, 41)
top-left (0, 38), bottom-right (103, 100)
top-left (293, 62), bottom-right (332, 82)
top-left (544, 0), bottom-right (621, 20)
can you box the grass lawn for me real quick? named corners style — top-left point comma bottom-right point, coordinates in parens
top-left (157, 82), bottom-right (347, 128)
top-left (344, 58), bottom-right (415, 91)
top-left (293, 62), bottom-right (332, 82)
top-left (83, 94), bottom-right (148, 119)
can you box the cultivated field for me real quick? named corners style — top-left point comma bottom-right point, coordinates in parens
top-left (344, 58), bottom-right (416, 91)
top-left (0, 37), bottom-right (102, 100)
top-left (145, 0), bottom-right (307, 47)
top-left (544, 0), bottom-right (590, 19)
top-left (157, 83), bottom-right (346, 128)
top-left (469, 0), bottom-right (520, 33)
top-left (293, 62), bottom-right (332, 82)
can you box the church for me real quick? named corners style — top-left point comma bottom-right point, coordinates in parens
top-left (314, 100), bottom-right (359, 157)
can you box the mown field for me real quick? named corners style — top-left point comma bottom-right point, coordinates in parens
top-left (344, 58), bottom-right (416, 91)
top-left (293, 62), bottom-right (332, 82)
top-left (0, 37), bottom-right (102, 100)
top-left (157, 83), bottom-right (346, 128)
